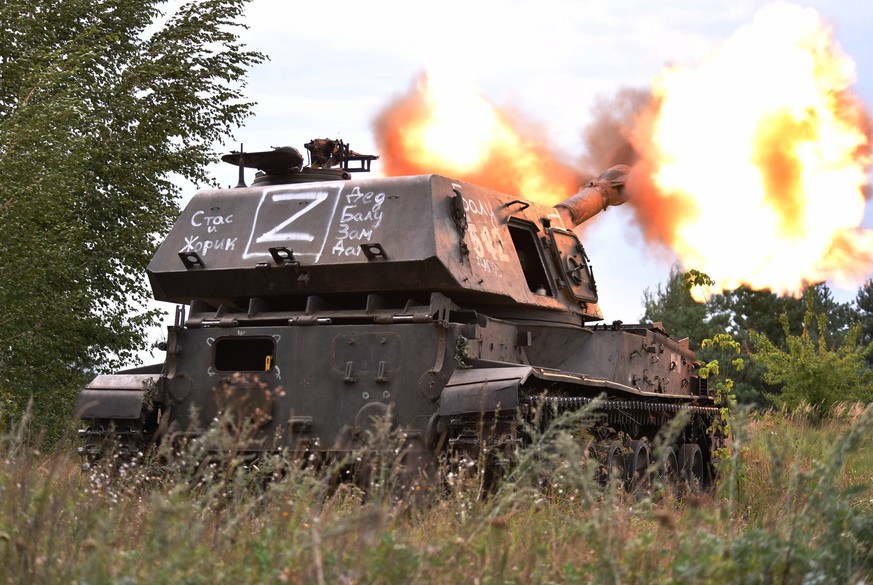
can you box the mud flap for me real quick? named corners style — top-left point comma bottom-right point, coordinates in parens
top-left (438, 366), bottom-right (534, 416)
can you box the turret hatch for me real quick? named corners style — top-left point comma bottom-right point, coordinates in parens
top-left (548, 228), bottom-right (597, 303)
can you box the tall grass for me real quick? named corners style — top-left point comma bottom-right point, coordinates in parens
top-left (1, 403), bottom-right (872, 584)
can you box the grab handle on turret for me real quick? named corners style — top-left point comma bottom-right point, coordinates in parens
top-left (554, 164), bottom-right (629, 227)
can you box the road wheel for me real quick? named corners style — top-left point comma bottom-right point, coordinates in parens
top-left (626, 439), bottom-right (651, 492)
top-left (678, 443), bottom-right (704, 493)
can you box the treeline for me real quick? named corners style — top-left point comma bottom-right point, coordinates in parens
top-left (642, 268), bottom-right (873, 415)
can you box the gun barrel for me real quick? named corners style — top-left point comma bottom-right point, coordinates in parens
top-left (554, 164), bottom-right (629, 227)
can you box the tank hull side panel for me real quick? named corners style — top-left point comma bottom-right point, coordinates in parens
top-left (161, 322), bottom-right (458, 451)
top-left (558, 328), bottom-right (699, 396)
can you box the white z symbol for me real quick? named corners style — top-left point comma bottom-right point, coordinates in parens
top-left (255, 192), bottom-right (328, 243)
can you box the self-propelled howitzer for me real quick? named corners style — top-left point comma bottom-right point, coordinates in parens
top-left (76, 141), bottom-right (719, 488)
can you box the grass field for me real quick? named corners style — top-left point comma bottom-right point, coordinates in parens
top-left (2, 404), bottom-right (872, 584)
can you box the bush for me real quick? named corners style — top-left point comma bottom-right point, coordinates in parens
top-left (751, 310), bottom-right (873, 417)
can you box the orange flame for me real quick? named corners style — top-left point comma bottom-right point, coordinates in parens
top-left (628, 2), bottom-right (872, 299)
top-left (373, 70), bottom-right (582, 205)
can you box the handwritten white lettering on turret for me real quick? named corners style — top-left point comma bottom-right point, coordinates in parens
top-left (191, 210), bottom-right (234, 233)
top-left (457, 197), bottom-right (509, 277)
top-left (180, 235), bottom-right (238, 256)
top-left (331, 186), bottom-right (385, 257)
top-left (180, 208), bottom-right (236, 257)
top-left (462, 197), bottom-right (499, 229)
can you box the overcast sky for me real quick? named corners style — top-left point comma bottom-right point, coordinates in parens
top-left (164, 0), bottom-right (873, 341)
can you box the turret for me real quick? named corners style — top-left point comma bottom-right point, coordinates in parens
top-left (147, 141), bottom-right (630, 326)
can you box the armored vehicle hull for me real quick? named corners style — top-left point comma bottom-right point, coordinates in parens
top-left (76, 144), bottom-right (720, 488)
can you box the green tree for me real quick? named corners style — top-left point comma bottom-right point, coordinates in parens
top-left (641, 266), bottom-right (726, 348)
top-left (0, 0), bottom-right (264, 440)
top-left (700, 287), bottom-right (803, 406)
top-left (751, 311), bottom-right (873, 418)
top-left (702, 283), bottom-right (856, 406)
top-left (854, 279), bottom-right (873, 354)
top-left (640, 267), bottom-right (766, 405)
top-left (641, 271), bottom-right (861, 407)
top-left (710, 288), bottom-right (794, 344)
top-left (710, 283), bottom-right (856, 351)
